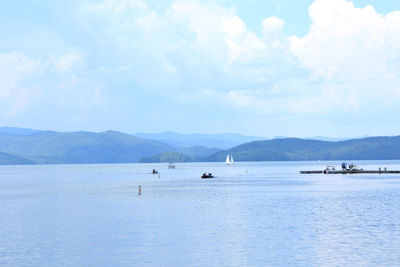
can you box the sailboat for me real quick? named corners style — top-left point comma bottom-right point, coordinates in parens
top-left (226, 154), bottom-right (234, 165)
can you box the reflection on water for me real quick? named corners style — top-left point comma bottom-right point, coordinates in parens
top-left (1, 161), bottom-right (400, 266)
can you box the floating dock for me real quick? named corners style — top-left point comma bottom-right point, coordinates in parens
top-left (300, 170), bottom-right (400, 174)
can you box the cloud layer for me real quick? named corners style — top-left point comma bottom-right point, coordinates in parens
top-left (0, 0), bottom-right (399, 136)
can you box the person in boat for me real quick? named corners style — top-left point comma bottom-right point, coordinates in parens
top-left (152, 169), bottom-right (158, 174)
top-left (201, 172), bottom-right (213, 178)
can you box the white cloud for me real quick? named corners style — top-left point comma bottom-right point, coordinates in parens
top-left (290, 0), bottom-right (398, 79)
top-left (262, 16), bottom-right (285, 34)
top-left (87, 0), bottom-right (148, 14)
top-left (0, 51), bottom-right (100, 118)
top-left (228, 90), bottom-right (268, 108)
top-left (167, 2), bottom-right (278, 64)
top-left (226, 86), bottom-right (360, 115)
top-left (103, 0), bottom-right (148, 12)
top-left (0, 52), bottom-right (38, 75)
top-left (221, 16), bottom-right (267, 63)
top-left (289, 0), bottom-right (400, 110)
top-left (50, 53), bottom-right (83, 72)
top-left (83, 0), bottom-right (286, 72)
top-left (0, 52), bottom-right (40, 116)
top-left (290, 0), bottom-right (400, 81)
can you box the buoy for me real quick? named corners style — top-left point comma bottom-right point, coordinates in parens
top-left (138, 185), bottom-right (141, 196)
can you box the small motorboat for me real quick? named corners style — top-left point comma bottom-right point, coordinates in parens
top-left (152, 169), bottom-right (159, 174)
top-left (201, 172), bottom-right (214, 179)
top-left (168, 162), bottom-right (176, 169)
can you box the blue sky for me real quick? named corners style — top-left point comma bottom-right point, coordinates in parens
top-left (1, 0), bottom-right (400, 138)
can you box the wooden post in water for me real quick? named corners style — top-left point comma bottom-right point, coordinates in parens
top-left (138, 185), bottom-right (142, 196)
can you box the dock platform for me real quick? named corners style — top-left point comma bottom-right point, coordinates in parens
top-left (300, 170), bottom-right (400, 174)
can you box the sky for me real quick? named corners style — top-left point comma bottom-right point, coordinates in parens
top-left (1, 0), bottom-right (400, 138)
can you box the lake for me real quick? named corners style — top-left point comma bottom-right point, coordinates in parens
top-left (1, 161), bottom-right (400, 266)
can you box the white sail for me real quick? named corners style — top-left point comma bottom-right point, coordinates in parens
top-left (226, 154), bottom-right (234, 165)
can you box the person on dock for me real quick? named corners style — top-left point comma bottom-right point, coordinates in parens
top-left (341, 162), bottom-right (347, 170)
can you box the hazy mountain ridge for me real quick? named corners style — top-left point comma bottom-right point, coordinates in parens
top-left (202, 136), bottom-right (400, 162)
top-left (134, 131), bottom-right (263, 149)
top-left (0, 152), bottom-right (34, 165)
top-left (140, 152), bottom-right (192, 163)
top-left (177, 146), bottom-right (220, 157)
top-left (0, 127), bottom-right (399, 165)
top-left (0, 128), bottom-right (221, 165)
top-left (0, 127), bottom-right (42, 136)
top-left (0, 130), bottom-right (175, 164)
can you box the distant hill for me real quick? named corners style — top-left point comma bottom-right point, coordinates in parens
top-left (0, 131), bottom-right (173, 164)
top-left (202, 136), bottom-right (400, 162)
top-left (140, 151), bottom-right (192, 163)
top-left (273, 136), bottom-right (365, 142)
top-left (0, 128), bottom-right (222, 164)
top-left (134, 131), bottom-right (264, 149)
top-left (177, 146), bottom-right (220, 157)
top-left (0, 152), bottom-right (34, 165)
top-left (139, 147), bottom-right (220, 163)
top-left (307, 136), bottom-right (369, 142)
top-left (0, 127), bottom-right (41, 136)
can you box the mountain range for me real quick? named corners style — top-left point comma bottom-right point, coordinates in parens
top-left (0, 130), bottom-right (174, 164)
top-left (0, 127), bottom-right (227, 164)
top-left (133, 131), bottom-right (263, 149)
top-left (0, 127), bottom-right (399, 165)
top-left (0, 127), bottom-right (41, 136)
top-left (201, 137), bottom-right (400, 162)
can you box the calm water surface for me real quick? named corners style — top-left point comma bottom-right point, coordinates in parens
top-left (1, 161), bottom-right (400, 266)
